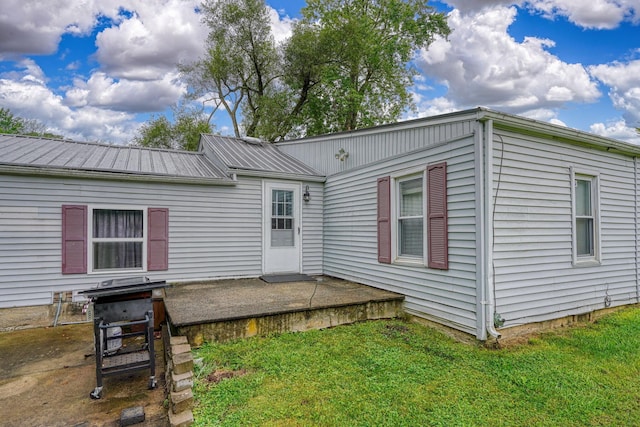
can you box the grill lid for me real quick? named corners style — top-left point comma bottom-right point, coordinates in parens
top-left (79, 276), bottom-right (167, 298)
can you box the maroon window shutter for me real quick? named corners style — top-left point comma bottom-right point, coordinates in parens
top-left (148, 208), bottom-right (169, 271)
top-left (377, 176), bottom-right (392, 263)
top-left (62, 205), bottom-right (87, 274)
top-left (427, 162), bottom-right (448, 269)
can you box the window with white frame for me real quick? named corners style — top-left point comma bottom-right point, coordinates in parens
top-left (377, 162), bottom-right (448, 269)
top-left (397, 174), bottom-right (424, 259)
top-left (90, 208), bottom-right (145, 271)
top-left (573, 173), bottom-right (599, 263)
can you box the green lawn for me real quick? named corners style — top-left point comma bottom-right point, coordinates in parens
top-left (192, 308), bottom-right (640, 426)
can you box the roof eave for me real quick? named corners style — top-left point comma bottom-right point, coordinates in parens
top-left (229, 167), bottom-right (326, 182)
top-left (478, 109), bottom-right (640, 156)
top-left (0, 164), bottom-right (236, 186)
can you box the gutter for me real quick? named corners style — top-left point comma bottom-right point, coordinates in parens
top-left (230, 168), bottom-right (326, 183)
top-left (0, 164), bottom-right (237, 186)
top-left (481, 119), bottom-right (501, 340)
top-left (477, 108), bottom-right (640, 157)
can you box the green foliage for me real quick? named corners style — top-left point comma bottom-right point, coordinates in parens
top-left (193, 309), bottom-right (640, 426)
top-left (133, 109), bottom-right (212, 151)
top-left (0, 107), bottom-right (62, 138)
top-left (184, 0), bottom-right (449, 141)
top-left (0, 107), bottom-right (25, 134)
top-left (186, 0), bottom-right (278, 139)
top-left (299, 0), bottom-right (450, 134)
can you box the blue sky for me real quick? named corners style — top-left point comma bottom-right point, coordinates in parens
top-left (0, 0), bottom-right (639, 144)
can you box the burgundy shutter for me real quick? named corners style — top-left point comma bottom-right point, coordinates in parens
top-left (147, 208), bottom-right (169, 271)
top-left (427, 162), bottom-right (448, 269)
top-left (377, 176), bottom-right (392, 263)
top-left (62, 205), bottom-right (87, 274)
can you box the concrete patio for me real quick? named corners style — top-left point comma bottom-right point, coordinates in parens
top-left (164, 276), bottom-right (404, 346)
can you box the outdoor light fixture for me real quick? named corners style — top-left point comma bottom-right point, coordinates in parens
top-left (303, 185), bottom-right (311, 202)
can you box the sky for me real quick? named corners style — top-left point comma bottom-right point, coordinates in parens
top-left (0, 0), bottom-right (639, 145)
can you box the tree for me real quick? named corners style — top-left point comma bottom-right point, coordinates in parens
top-left (182, 0), bottom-right (279, 138)
top-left (299, 0), bottom-right (450, 134)
top-left (0, 107), bottom-right (25, 134)
top-left (0, 107), bottom-right (62, 138)
top-left (182, 0), bottom-right (449, 141)
top-left (133, 108), bottom-right (212, 151)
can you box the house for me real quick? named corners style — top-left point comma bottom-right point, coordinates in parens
top-left (0, 133), bottom-right (324, 327)
top-left (1, 107), bottom-right (639, 340)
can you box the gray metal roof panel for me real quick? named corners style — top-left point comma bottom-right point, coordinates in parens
top-left (202, 134), bottom-right (322, 177)
top-left (0, 134), bottom-right (230, 182)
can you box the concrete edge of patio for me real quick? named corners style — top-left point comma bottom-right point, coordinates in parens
top-left (163, 276), bottom-right (405, 345)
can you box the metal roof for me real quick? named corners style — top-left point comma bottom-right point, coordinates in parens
top-left (201, 134), bottom-right (323, 179)
top-left (0, 134), bottom-right (231, 183)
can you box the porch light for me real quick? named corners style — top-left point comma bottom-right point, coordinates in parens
top-left (303, 185), bottom-right (311, 202)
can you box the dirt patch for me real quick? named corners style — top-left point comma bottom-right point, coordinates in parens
top-left (206, 369), bottom-right (247, 384)
top-left (0, 324), bottom-right (167, 426)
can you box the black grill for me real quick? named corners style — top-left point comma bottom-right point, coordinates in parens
top-left (80, 276), bottom-right (167, 399)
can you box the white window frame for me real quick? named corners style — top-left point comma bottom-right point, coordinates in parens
top-left (391, 167), bottom-right (427, 266)
top-left (87, 205), bottom-right (148, 274)
top-left (570, 168), bottom-right (601, 266)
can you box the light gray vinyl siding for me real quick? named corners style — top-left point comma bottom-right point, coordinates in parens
top-left (278, 118), bottom-right (477, 176)
top-left (491, 130), bottom-right (640, 327)
top-left (0, 174), bottom-right (268, 308)
top-left (302, 181), bottom-right (324, 274)
top-left (637, 158), bottom-right (640, 303)
top-left (322, 136), bottom-right (479, 334)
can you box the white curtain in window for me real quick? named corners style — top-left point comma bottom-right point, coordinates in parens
top-left (93, 210), bottom-right (143, 270)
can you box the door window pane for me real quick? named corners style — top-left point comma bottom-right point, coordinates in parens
top-left (271, 190), bottom-right (294, 247)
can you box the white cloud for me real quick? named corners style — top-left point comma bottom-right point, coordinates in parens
top-left (95, 0), bottom-right (208, 80)
top-left (268, 7), bottom-right (295, 43)
top-left (525, 0), bottom-right (639, 29)
top-left (409, 97), bottom-right (460, 119)
top-left (417, 6), bottom-right (601, 115)
top-left (0, 75), bottom-right (139, 143)
top-left (65, 72), bottom-right (185, 112)
top-left (0, 0), bottom-right (206, 143)
top-left (443, 0), bottom-right (640, 29)
top-left (589, 59), bottom-right (640, 126)
top-left (590, 120), bottom-right (640, 144)
top-left (0, 0), bottom-right (121, 57)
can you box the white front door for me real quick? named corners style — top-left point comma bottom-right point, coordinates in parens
top-left (263, 182), bottom-right (301, 274)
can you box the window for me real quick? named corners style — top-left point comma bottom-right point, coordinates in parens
top-left (377, 162), bottom-right (448, 269)
top-left (271, 189), bottom-right (294, 247)
top-left (62, 205), bottom-right (168, 274)
top-left (397, 175), bottom-right (424, 258)
top-left (572, 172), bottom-right (599, 264)
top-left (91, 209), bottom-right (144, 271)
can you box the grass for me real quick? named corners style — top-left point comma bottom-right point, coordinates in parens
top-left (191, 308), bottom-right (640, 426)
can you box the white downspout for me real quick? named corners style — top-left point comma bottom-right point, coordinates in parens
top-left (484, 119), bottom-right (501, 339)
top-left (475, 123), bottom-right (488, 340)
